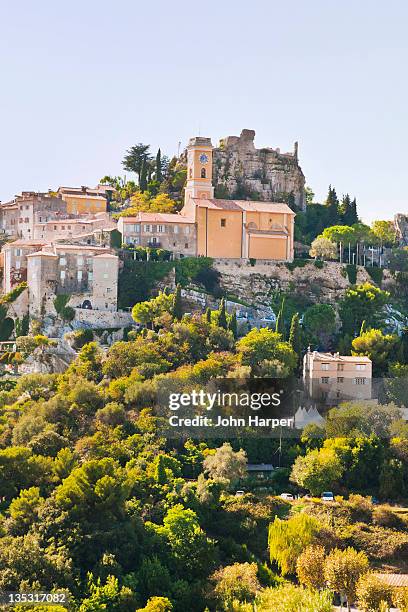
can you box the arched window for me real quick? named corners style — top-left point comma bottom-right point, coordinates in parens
top-left (201, 168), bottom-right (206, 178)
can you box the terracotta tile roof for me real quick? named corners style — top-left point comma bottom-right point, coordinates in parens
top-left (374, 573), bottom-right (408, 587)
top-left (193, 198), bottom-right (296, 215)
top-left (121, 213), bottom-right (195, 224)
top-left (310, 351), bottom-right (372, 363)
top-left (4, 239), bottom-right (48, 247)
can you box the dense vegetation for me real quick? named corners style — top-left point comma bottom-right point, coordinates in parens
top-left (0, 281), bottom-right (408, 610)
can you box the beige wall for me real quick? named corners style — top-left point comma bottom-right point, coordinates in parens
top-left (248, 235), bottom-right (288, 260)
top-left (63, 195), bottom-right (107, 215)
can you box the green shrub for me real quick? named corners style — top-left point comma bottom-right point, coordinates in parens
top-left (346, 264), bottom-right (357, 284)
top-left (314, 259), bottom-right (324, 269)
top-left (0, 282), bottom-right (28, 304)
top-left (366, 266), bottom-right (383, 286)
top-left (285, 259), bottom-right (308, 272)
top-left (372, 505), bottom-right (404, 529)
top-left (356, 572), bottom-right (394, 612)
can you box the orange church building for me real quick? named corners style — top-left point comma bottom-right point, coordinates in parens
top-left (181, 136), bottom-right (295, 261)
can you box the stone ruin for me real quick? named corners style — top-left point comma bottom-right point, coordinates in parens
top-left (212, 129), bottom-right (306, 210)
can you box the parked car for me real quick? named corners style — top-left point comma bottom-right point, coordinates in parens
top-left (321, 491), bottom-right (334, 502)
top-left (235, 490), bottom-right (245, 497)
top-left (280, 493), bottom-right (294, 501)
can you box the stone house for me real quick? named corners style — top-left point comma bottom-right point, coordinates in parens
top-left (58, 185), bottom-right (110, 215)
top-left (2, 239), bottom-right (48, 292)
top-left (33, 213), bottom-right (114, 241)
top-left (27, 245), bottom-right (119, 316)
top-left (117, 213), bottom-right (196, 256)
top-left (0, 192), bottom-right (67, 239)
top-left (303, 350), bottom-right (372, 404)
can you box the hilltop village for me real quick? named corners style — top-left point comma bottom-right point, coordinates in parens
top-left (0, 129), bottom-right (406, 385)
top-left (1, 130), bottom-right (408, 610)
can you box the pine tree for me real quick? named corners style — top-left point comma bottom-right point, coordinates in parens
top-left (289, 313), bottom-right (302, 358)
top-left (139, 155), bottom-right (148, 192)
top-left (156, 148), bottom-right (163, 182)
top-left (205, 307), bottom-right (212, 324)
top-left (325, 185), bottom-right (340, 226)
top-left (156, 455), bottom-right (167, 485)
top-left (275, 298), bottom-right (286, 338)
top-left (172, 284), bottom-right (183, 320)
top-left (228, 310), bottom-right (238, 339)
top-left (218, 298), bottom-right (228, 330)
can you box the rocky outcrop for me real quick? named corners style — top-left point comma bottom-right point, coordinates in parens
top-left (212, 129), bottom-right (305, 210)
top-left (395, 214), bottom-right (408, 246)
top-left (211, 259), bottom-right (395, 308)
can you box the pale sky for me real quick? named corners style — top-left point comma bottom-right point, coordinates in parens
top-left (1, 0), bottom-right (407, 223)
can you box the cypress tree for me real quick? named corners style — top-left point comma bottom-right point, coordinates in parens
top-left (172, 284), bottom-right (183, 320)
top-left (139, 155), bottom-right (148, 192)
top-left (325, 185), bottom-right (340, 226)
top-left (289, 313), bottom-right (302, 357)
top-left (350, 198), bottom-right (358, 224)
top-left (218, 298), bottom-right (228, 330)
top-left (205, 307), bottom-right (212, 324)
top-left (228, 310), bottom-right (238, 339)
top-left (275, 298), bottom-right (286, 338)
top-left (156, 148), bottom-right (163, 182)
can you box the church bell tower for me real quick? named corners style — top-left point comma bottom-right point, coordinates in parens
top-left (184, 137), bottom-right (214, 206)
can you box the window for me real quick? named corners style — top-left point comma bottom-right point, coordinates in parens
top-left (14, 249), bottom-right (22, 256)
top-left (87, 258), bottom-right (92, 265)
top-left (173, 225), bottom-right (179, 234)
top-left (39, 217), bottom-right (42, 223)
top-left (77, 257), bottom-right (83, 266)
top-left (337, 377), bottom-right (344, 383)
top-left (144, 224), bottom-right (152, 232)
top-left (337, 363), bottom-right (344, 371)
top-left (77, 270), bottom-right (83, 281)
top-left (189, 169), bottom-right (192, 178)
top-left (106, 287), bottom-right (112, 293)
top-left (60, 270), bottom-right (66, 280)
top-left (68, 225), bottom-right (71, 230)
top-left (355, 377), bottom-right (366, 385)
top-left (103, 273), bottom-right (108, 279)
top-left (321, 363), bottom-right (330, 371)
top-left (185, 226), bottom-right (190, 234)
top-left (321, 377), bottom-right (329, 384)
top-left (201, 168), bottom-right (206, 178)
top-left (15, 261), bottom-right (21, 269)
top-left (356, 364), bottom-right (366, 371)
top-left (88, 272), bottom-right (93, 281)
top-left (60, 258), bottom-right (66, 266)
top-left (61, 225), bottom-right (65, 230)
top-left (133, 236), bottom-right (140, 245)
top-left (24, 217), bottom-right (29, 223)
top-left (221, 218), bottom-right (226, 227)
top-left (157, 225), bottom-right (166, 233)
top-left (134, 224), bottom-right (140, 232)
top-left (151, 237), bottom-right (158, 245)
top-left (185, 243), bottom-right (189, 249)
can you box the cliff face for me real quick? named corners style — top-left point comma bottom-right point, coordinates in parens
top-left (212, 129), bottom-right (305, 210)
top-left (395, 214), bottom-right (408, 246)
